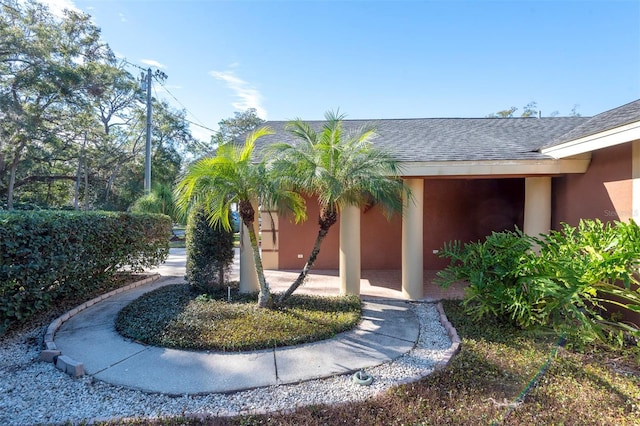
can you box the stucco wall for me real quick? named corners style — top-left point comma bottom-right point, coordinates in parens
top-left (552, 144), bottom-right (633, 228)
top-left (277, 197), bottom-right (340, 270)
top-left (276, 178), bottom-right (524, 270)
top-left (423, 179), bottom-right (524, 269)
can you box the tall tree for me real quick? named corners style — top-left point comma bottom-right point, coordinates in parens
top-left (267, 111), bottom-right (405, 304)
top-left (174, 127), bottom-right (306, 308)
top-left (0, 0), bottom-right (114, 209)
top-left (212, 108), bottom-right (265, 147)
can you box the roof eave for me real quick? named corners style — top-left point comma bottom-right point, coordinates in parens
top-left (541, 121), bottom-right (640, 159)
top-left (399, 156), bottom-right (591, 177)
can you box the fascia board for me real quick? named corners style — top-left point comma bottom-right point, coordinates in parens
top-left (399, 156), bottom-right (590, 177)
top-left (541, 121), bottom-right (640, 159)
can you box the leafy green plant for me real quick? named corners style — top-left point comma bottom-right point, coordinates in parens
top-left (436, 228), bottom-right (536, 325)
top-left (130, 184), bottom-right (178, 221)
top-left (436, 220), bottom-right (640, 347)
top-left (531, 220), bottom-right (640, 345)
top-left (185, 204), bottom-right (235, 294)
top-left (0, 211), bottom-right (170, 333)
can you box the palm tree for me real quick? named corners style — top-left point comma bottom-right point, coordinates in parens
top-left (268, 111), bottom-right (406, 304)
top-left (174, 127), bottom-right (306, 308)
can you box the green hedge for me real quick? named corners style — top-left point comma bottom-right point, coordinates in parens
top-left (0, 211), bottom-right (171, 332)
top-left (185, 204), bottom-right (235, 294)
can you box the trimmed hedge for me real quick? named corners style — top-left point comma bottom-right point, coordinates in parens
top-left (0, 211), bottom-right (171, 332)
top-left (185, 204), bottom-right (235, 294)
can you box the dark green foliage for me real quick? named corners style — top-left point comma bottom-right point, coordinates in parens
top-left (436, 228), bottom-right (533, 323)
top-left (115, 284), bottom-right (361, 351)
top-left (0, 210), bottom-right (170, 333)
top-left (185, 204), bottom-right (235, 294)
top-left (436, 219), bottom-right (640, 347)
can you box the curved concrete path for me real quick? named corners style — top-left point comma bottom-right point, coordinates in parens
top-left (52, 276), bottom-right (420, 395)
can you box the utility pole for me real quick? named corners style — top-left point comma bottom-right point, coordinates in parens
top-left (144, 67), bottom-right (152, 194)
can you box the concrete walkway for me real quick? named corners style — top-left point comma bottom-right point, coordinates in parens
top-left (53, 276), bottom-right (419, 395)
top-left (50, 249), bottom-right (440, 395)
top-left (45, 249), bottom-right (462, 395)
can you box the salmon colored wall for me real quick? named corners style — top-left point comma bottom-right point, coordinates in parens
top-left (552, 144), bottom-right (633, 228)
top-left (277, 197), bottom-right (340, 270)
top-left (360, 205), bottom-right (402, 269)
top-left (424, 179), bottom-right (524, 269)
top-left (277, 179), bottom-right (524, 270)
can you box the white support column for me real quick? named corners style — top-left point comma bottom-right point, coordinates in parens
top-left (402, 178), bottom-right (424, 300)
top-left (239, 201), bottom-right (260, 293)
top-left (340, 205), bottom-right (361, 295)
top-left (633, 141), bottom-right (640, 222)
top-left (523, 176), bottom-right (552, 237)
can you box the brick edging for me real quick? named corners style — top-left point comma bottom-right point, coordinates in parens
top-left (39, 274), bottom-right (161, 377)
top-left (434, 301), bottom-right (462, 368)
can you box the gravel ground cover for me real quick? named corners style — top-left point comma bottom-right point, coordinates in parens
top-left (0, 302), bottom-right (452, 425)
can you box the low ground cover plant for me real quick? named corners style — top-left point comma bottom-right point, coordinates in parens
top-left (115, 283), bottom-right (362, 351)
top-left (436, 219), bottom-right (640, 347)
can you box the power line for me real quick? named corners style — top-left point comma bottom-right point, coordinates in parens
top-left (151, 82), bottom-right (217, 135)
top-left (183, 118), bottom-right (216, 134)
top-left (155, 79), bottom-right (214, 133)
top-left (124, 58), bottom-right (218, 136)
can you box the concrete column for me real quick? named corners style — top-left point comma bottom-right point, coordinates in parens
top-left (239, 201), bottom-right (260, 293)
top-left (633, 140), bottom-right (640, 222)
top-left (402, 178), bottom-right (424, 300)
top-left (523, 176), bottom-right (552, 236)
top-left (340, 204), bottom-right (361, 295)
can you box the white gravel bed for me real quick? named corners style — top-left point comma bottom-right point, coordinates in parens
top-left (0, 302), bottom-right (453, 425)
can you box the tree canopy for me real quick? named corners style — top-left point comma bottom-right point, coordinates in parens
top-left (210, 108), bottom-right (265, 150)
top-left (0, 0), bottom-right (199, 211)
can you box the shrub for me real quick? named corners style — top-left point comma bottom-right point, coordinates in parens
top-left (436, 219), bottom-right (640, 347)
top-left (185, 204), bottom-right (234, 294)
top-left (0, 211), bottom-right (170, 332)
top-left (130, 184), bottom-right (176, 220)
top-left (532, 220), bottom-right (640, 345)
top-left (436, 228), bottom-right (536, 325)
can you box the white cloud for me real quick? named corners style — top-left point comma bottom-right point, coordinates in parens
top-left (209, 70), bottom-right (267, 119)
top-left (140, 59), bottom-right (166, 69)
top-left (33, 0), bottom-right (80, 18)
top-left (118, 13), bottom-right (127, 23)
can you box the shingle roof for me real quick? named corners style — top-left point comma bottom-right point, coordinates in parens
top-left (544, 99), bottom-right (640, 148)
top-left (256, 116), bottom-right (589, 162)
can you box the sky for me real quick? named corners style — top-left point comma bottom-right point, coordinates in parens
top-left (39, 0), bottom-right (640, 143)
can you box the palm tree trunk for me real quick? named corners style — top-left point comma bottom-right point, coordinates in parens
top-left (277, 227), bottom-right (330, 305)
top-left (245, 221), bottom-right (273, 308)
